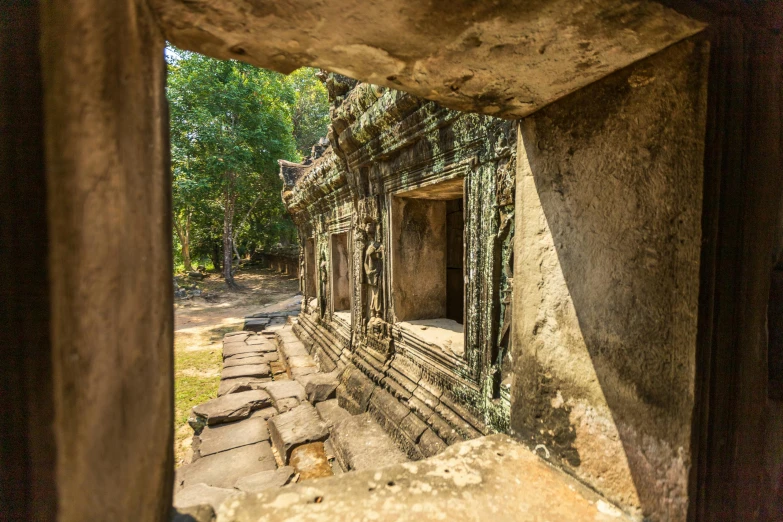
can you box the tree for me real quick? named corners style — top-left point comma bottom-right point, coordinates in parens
top-left (285, 68), bottom-right (330, 157)
top-left (167, 47), bottom-right (299, 288)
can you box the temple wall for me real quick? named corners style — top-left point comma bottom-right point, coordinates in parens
top-left (510, 38), bottom-right (709, 521)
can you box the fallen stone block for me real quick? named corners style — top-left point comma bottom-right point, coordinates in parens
top-left (315, 399), bottom-right (351, 429)
top-left (196, 415), bottom-right (270, 458)
top-left (173, 483), bottom-right (236, 511)
top-left (221, 363), bottom-right (271, 380)
top-left (300, 373), bottom-right (340, 403)
top-left (244, 318), bottom-right (270, 332)
top-left (289, 442), bottom-right (333, 481)
top-left (234, 466), bottom-right (295, 494)
top-left (330, 413), bottom-right (409, 471)
top-left (268, 403), bottom-right (329, 464)
top-left (261, 380), bottom-right (306, 404)
top-left (176, 442), bottom-right (277, 489)
top-left (192, 390), bottom-right (272, 425)
top-left (217, 378), bottom-right (270, 397)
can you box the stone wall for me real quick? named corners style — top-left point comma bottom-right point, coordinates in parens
top-left (511, 38), bottom-right (708, 520)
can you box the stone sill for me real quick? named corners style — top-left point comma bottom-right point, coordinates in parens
top-left (397, 318), bottom-right (465, 358)
top-left (215, 434), bottom-right (629, 522)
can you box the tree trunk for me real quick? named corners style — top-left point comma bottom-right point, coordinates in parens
top-left (222, 172), bottom-right (238, 289)
top-left (210, 241), bottom-right (221, 271)
top-left (173, 211), bottom-right (193, 272)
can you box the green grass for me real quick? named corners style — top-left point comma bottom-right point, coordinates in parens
top-left (174, 341), bottom-right (222, 464)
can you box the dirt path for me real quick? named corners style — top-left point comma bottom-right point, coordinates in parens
top-left (174, 267), bottom-right (300, 466)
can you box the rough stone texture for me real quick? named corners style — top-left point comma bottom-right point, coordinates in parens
top-left (315, 399), bottom-right (352, 429)
top-left (172, 505), bottom-right (215, 522)
top-left (221, 364), bottom-right (271, 380)
top-left (217, 378), bottom-right (270, 397)
top-left (511, 38), bottom-right (708, 520)
top-left (174, 483), bottom-right (236, 511)
top-left (289, 442), bottom-right (334, 481)
top-left (223, 355), bottom-right (267, 368)
top-left (300, 372), bottom-right (340, 403)
top-left (261, 380), bottom-right (307, 404)
top-left (222, 344), bottom-right (263, 359)
top-left (151, 0), bottom-right (704, 120)
top-left (177, 442), bottom-right (276, 490)
top-left (192, 390), bottom-right (272, 426)
top-left (37, 2), bottom-right (172, 519)
top-left (196, 416), bottom-right (270, 457)
top-left (268, 403), bottom-right (329, 464)
top-left (224, 332), bottom-right (250, 340)
top-left (243, 318), bottom-right (269, 332)
top-left (273, 397), bottom-right (301, 413)
top-left (234, 467), bottom-right (295, 494)
top-left (215, 435), bottom-right (629, 521)
top-left (330, 413), bottom-right (409, 471)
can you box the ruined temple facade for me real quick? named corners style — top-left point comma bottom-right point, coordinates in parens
top-left (280, 36), bottom-right (710, 520)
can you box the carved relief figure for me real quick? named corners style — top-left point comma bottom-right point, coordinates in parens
top-left (318, 249), bottom-right (328, 319)
top-left (363, 221), bottom-right (384, 327)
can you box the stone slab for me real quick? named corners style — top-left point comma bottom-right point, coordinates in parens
top-left (224, 331), bottom-right (250, 340)
top-left (214, 435), bottom-right (630, 522)
top-left (301, 373), bottom-right (340, 404)
top-left (261, 380), bottom-right (306, 403)
top-left (234, 466), bottom-right (295, 494)
top-left (223, 344), bottom-right (263, 359)
top-left (178, 442), bottom-right (277, 489)
top-left (268, 403), bottom-right (328, 464)
top-left (197, 415), bottom-right (270, 457)
top-left (278, 341), bottom-right (309, 359)
top-left (223, 355), bottom-right (267, 368)
top-left (245, 336), bottom-right (274, 347)
top-left (273, 397), bottom-right (300, 413)
top-left (174, 483), bottom-right (236, 510)
top-left (289, 442), bottom-right (333, 481)
top-left (330, 413), bottom-right (408, 471)
top-left (217, 378), bottom-right (271, 397)
top-left (192, 390), bottom-right (272, 425)
top-left (315, 399), bottom-right (351, 429)
top-left (221, 363), bottom-right (271, 380)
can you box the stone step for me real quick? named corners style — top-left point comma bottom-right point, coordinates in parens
top-left (191, 390), bottom-right (272, 426)
top-left (194, 415), bottom-right (270, 458)
top-left (175, 442), bottom-right (277, 491)
top-left (268, 403), bottom-right (329, 464)
top-left (329, 413), bottom-right (410, 472)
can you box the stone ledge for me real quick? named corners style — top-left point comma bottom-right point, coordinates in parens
top-left (215, 434), bottom-right (629, 522)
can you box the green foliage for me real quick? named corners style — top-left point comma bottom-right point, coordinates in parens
top-left (166, 46), bottom-right (323, 272)
top-left (285, 67), bottom-right (330, 157)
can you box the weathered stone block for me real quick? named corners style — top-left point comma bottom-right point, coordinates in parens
top-left (267, 403), bottom-right (328, 464)
top-left (300, 372), bottom-right (340, 403)
top-left (221, 363), bottom-right (271, 380)
top-left (289, 442), bottom-right (333, 481)
top-left (315, 399), bottom-right (351, 429)
top-left (330, 413), bottom-right (409, 471)
top-left (336, 366), bottom-right (375, 414)
top-left (418, 428), bottom-right (448, 457)
top-left (196, 415), bottom-right (270, 457)
top-left (273, 397), bottom-right (300, 413)
top-left (192, 390), bottom-right (272, 425)
top-left (261, 380), bottom-right (306, 403)
top-left (223, 344), bottom-right (263, 359)
top-left (217, 378), bottom-right (270, 397)
top-left (290, 366), bottom-right (317, 379)
top-left (400, 411), bottom-right (428, 443)
top-left (177, 442), bottom-right (276, 489)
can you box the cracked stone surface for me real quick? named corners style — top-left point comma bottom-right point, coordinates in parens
top-left (196, 416), bottom-right (270, 458)
top-left (214, 435), bottom-right (630, 521)
top-left (217, 378), bottom-right (270, 397)
top-left (174, 483), bottom-right (236, 511)
top-left (234, 467), bottom-right (295, 494)
top-left (315, 399), bottom-right (351, 429)
top-left (268, 403), bottom-right (329, 464)
top-left (330, 413), bottom-right (409, 472)
top-left (221, 363), bottom-right (271, 380)
top-left (192, 390), bottom-right (272, 425)
top-left (177, 442), bottom-right (277, 490)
